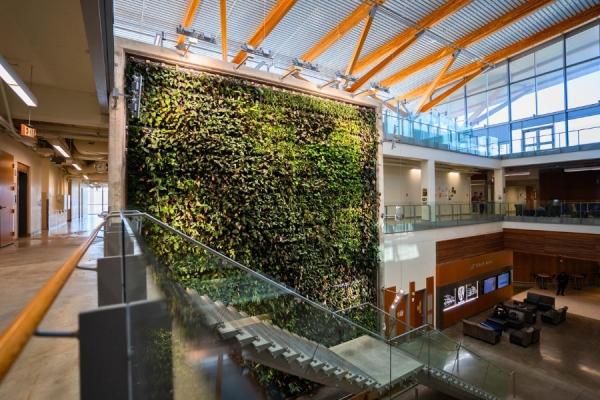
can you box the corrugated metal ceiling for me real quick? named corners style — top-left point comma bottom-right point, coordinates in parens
top-left (113, 0), bottom-right (600, 99)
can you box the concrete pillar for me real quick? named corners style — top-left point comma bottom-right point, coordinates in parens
top-left (421, 159), bottom-right (436, 221)
top-left (494, 168), bottom-right (505, 215)
top-left (108, 47), bottom-right (127, 211)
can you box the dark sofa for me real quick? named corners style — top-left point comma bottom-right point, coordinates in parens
top-left (523, 292), bottom-right (555, 311)
top-left (504, 302), bottom-right (537, 324)
top-left (541, 306), bottom-right (568, 325)
top-left (463, 320), bottom-right (501, 344)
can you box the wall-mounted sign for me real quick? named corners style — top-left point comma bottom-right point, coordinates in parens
top-left (20, 124), bottom-right (36, 138)
top-left (422, 188), bottom-right (428, 197)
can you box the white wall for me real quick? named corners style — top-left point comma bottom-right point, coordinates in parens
top-left (0, 135), bottom-right (68, 235)
top-left (384, 165), bottom-right (473, 215)
top-left (506, 186), bottom-right (526, 212)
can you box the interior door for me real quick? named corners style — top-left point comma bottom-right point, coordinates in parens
top-left (18, 170), bottom-right (28, 237)
top-left (0, 151), bottom-right (15, 247)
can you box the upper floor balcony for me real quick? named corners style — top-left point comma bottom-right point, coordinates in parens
top-left (383, 201), bottom-right (600, 234)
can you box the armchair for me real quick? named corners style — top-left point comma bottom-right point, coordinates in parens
top-left (510, 327), bottom-right (534, 347)
top-left (541, 306), bottom-right (568, 325)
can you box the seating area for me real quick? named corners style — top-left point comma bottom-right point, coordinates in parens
top-left (509, 326), bottom-right (542, 347)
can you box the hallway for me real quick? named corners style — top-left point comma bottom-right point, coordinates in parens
top-left (0, 215), bottom-right (103, 400)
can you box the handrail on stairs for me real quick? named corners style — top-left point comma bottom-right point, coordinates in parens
top-left (0, 220), bottom-right (106, 384)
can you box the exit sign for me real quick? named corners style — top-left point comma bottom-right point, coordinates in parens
top-left (20, 124), bottom-right (36, 138)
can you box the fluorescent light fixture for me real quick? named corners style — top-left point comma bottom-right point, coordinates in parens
top-left (505, 171), bottom-right (530, 176)
top-left (564, 166), bottom-right (600, 172)
top-left (72, 163), bottom-right (82, 171)
top-left (411, 168), bottom-right (421, 172)
top-left (83, 175), bottom-right (89, 180)
top-left (449, 172), bottom-right (459, 176)
top-left (0, 54), bottom-right (38, 107)
top-left (53, 144), bottom-right (70, 158)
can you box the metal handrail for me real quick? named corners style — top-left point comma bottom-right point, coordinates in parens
top-left (0, 220), bottom-right (106, 383)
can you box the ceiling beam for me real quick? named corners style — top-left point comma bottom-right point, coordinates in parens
top-left (346, 35), bottom-right (417, 93)
top-left (414, 52), bottom-right (460, 113)
top-left (231, 0), bottom-right (299, 64)
top-left (220, 0), bottom-right (228, 62)
top-left (345, 7), bottom-right (377, 76)
top-left (297, 0), bottom-right (385, 66)
top-left (177, 0), bottom-right (203, 46)
top-left (395, 3), bottom-right (600, 103)
top-left (419, 69), bottom-right (484, 113)
top-left (380, 0), bottom-right (557, 88)
top-left (353, 0), bottom-right (473, 74)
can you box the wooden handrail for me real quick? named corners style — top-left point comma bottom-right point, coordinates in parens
top-left (0, 220), bottom-right (106, 383)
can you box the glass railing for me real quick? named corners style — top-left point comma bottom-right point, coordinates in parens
top-left (392, 326), bottom-right (514, 400)
top-left (506, 201), bottom-right (600, 226)
top-left (384, 203), bottom-right (506, 233)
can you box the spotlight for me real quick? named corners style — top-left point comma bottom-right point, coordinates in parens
top-left (334, 70), bottom-right (358, 83)
top-left (176, 25), bottom-right (216, 44)
top-left (370, 82), bottom-right (389, 93)
top-left (241, 44), bottom-right (273, 59)
top-left (291, 58), bottom-right (319, 72)
top-left (154, 31), bottom-right (166, 46)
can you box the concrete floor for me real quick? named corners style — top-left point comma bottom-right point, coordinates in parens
top-left (0, 216), bottom-right (104, 400)
top-left (2, 219), bottom-right (600, 400)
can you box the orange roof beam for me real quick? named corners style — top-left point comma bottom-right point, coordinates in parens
top-left (414, 50), bottom-right (461, 113)
top-left (232, 0), bottom-right (299, 65)
top-left (394, 3), bottom-right (600, 103)
top-left (353, 0), bottom-right (473, 74)
top-left (345, 6), bottom-right (377, 76)
top-left (380, 0), bottom-right (557, 88)
top-left (177, 0), bottom-right (203, 46)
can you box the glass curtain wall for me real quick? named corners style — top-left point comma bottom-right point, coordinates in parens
top-left (87, 185), bottom-right (108, 215)
top-left (403, 21), bottom-right (600, 158)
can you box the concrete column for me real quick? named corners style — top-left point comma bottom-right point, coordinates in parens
top-left (108, 47), bottom-right (127, 211)
top-left (493, 168), bottom-right (505, 215)
top-left (421, 159), bottom-right (436, 221)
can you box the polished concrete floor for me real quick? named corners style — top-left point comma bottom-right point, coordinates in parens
top-left (0, 216), bottom-right (104, 400)
top-left (2, 220), bottom-right (600, 400)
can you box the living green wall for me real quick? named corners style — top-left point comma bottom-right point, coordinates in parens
top-left (126, 60), bottom-right (379, 397)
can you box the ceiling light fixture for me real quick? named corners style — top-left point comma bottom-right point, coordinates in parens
top-left (370, 82), bottom-right (390, 93)
top-left (291, 58), bottom-right (319, 72)
top-left (335, 70), bottom-right (358, 83)
top-left (176, 25), bottom-right (216, 44)
top-left (411, 168), bottom-right (421, 172)
top-left (241, 44), bottom-right (273, 59)
top-left (83, 175), bottom-right (89, 180)
top-left (53, 144), bottom-right (70, 158)
top-left (505, 171), bottom-right (530, 176)
top-left (564, 166), bottom-right (600, 172)
top-left (0, 54), bottom-right (38, 107)
top-left (72, 163), bottom-right (82, 171)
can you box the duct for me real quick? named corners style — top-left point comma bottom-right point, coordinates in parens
top-left (73, 139), bottom-right (108, 156)
top-left (72, 150), bottom-right (108, 162)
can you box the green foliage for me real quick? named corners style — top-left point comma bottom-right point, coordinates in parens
top-left (126, 60), bottom-right (379, 398)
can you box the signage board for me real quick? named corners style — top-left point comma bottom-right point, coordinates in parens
top-left (20, 124), bottom-right (36, 138)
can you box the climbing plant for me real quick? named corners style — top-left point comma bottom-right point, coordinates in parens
top-left (126, 60), bottom-right (379, 398)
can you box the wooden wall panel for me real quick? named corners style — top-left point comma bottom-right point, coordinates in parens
top-left (436, 250), bottom-right (513, 287)
top-left (513, 252), bottom-right (599, 283)
top-left (426, 276), bottom-right (434, 327)
top-left (442, 285), bottom-right (513, 328)
top-left (504, 229), bottom-right (600, 261)
top-left (409, 281), bottom-right (417, 330)
top-left (437, 232), bottom-right (504, 264)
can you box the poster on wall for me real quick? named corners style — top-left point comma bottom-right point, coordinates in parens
top-left (466, 282), bottom-right (478, 300)
top-left (457, 285), bottom-right (466, 304)
top-left (443, 289), bottom-right (456, 310)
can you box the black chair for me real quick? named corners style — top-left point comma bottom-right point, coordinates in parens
top-left (536, 207), bottom-right (546, 217)
top-left (515, 204), bottom-right (524, 216)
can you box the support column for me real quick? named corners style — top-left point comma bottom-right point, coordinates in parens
top-left (108, 47), bottom-right (127, 211)
top-left (421, 159), bottom-right (436, 221)
top-left (494, 168), bottom-right (505, 215)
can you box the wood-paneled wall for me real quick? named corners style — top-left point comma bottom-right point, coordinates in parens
top-left (513, 252), bottom-right (599, 283)
top-left (441, 285), bottom-right (513, 328)
top-left (504, 229), bottom-right (600, 261)
top-left (437, 232), bottom-right (504, 264)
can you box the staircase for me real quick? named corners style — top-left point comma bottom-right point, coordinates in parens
top-left (126, 212), bottom-right (513, 400)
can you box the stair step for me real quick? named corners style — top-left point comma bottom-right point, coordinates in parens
top-left (252, 336), bottom-right (273, 352)
top-left (296, 354), bottom-right (312, 368)
top-left (268, 344), bottom-right (287, 358)
top-left (310, 359), bottom-right (325, 372)
top-left (333, 368), bottom-right (348, 380)
top-left (236, 330), bottom-right (257, 346)
top-left (218, 322), bottom-right (240, 339)
top-left (283, 349), bottom-right (301, 363)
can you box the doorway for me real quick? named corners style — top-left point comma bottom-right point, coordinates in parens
top-left (0, 150), bottom-right (15, 247)
top-left (17, 169), bottom-right (28, 237)
top-left (523, 125), bottom-right (553, 152)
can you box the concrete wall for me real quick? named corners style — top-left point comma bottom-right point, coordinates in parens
top-left (0, 134), bottom-right (68, 235)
